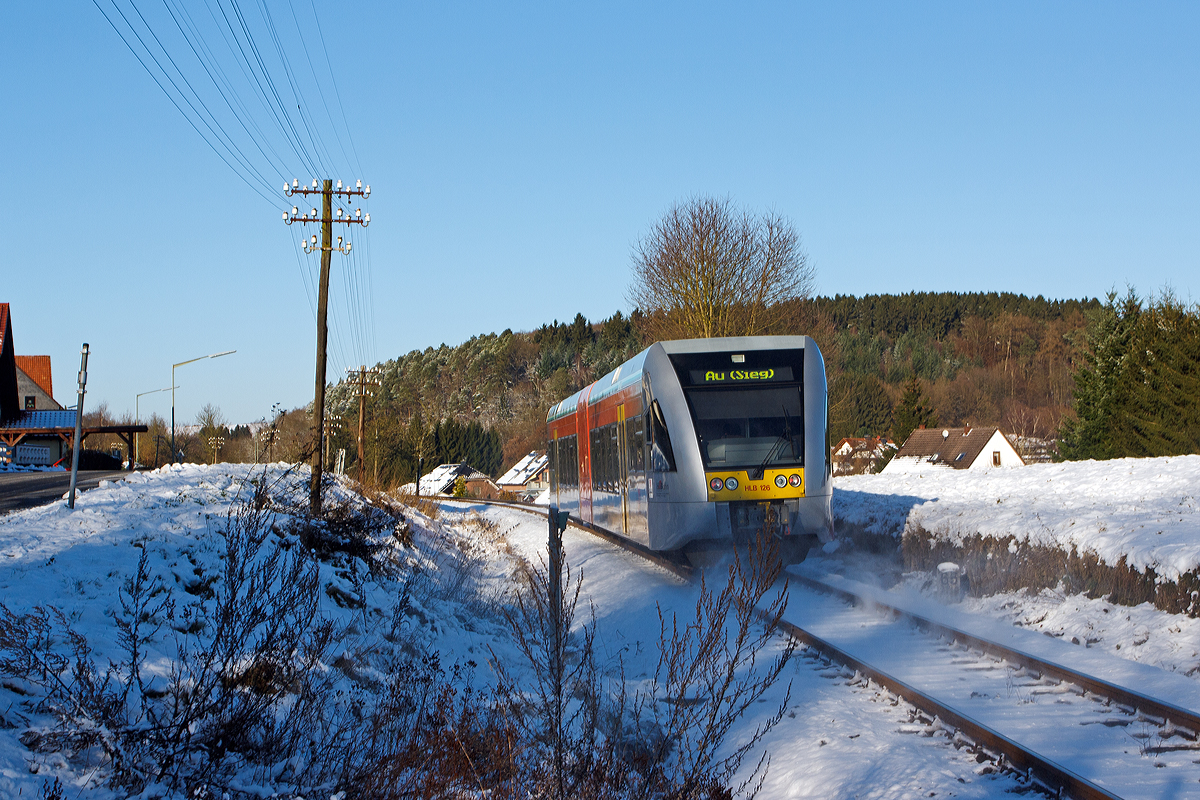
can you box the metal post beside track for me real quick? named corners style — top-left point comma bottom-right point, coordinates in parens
top-left (67, 344), bottom-right (89, 510)
top-left (547, 505), bottom-right (569, 800)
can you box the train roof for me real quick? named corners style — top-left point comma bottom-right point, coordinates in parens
top-left (546, 346), bottom-right (649, 422)
top-left (657, 334), bottom-right (811, 354)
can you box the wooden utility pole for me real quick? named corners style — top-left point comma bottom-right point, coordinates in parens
top-left (323, 414), bottom-right (341, 466)
top-left (346, 365), bottom-right (380, 484)
top-left (311, 179), bottom-right (333, 511)
top-left (283, 178), bottom-right (370, 514)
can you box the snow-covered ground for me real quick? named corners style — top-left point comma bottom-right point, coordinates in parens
top-left (6, 459), bottom-right (1200, 798)
top-left (458, 501), bottom-right (1028, 799)
top-left (831, 456), bottom-right (1200, 682)
top-left (835, 455), bottom-right (1200, 581)
top-left (0, 464), bottom-right (1037, 798)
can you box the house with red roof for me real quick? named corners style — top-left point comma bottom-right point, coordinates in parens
top-left (0, 303), bottom-right (143, 467)
top-left (883, 425), bottom-right (1024, 474)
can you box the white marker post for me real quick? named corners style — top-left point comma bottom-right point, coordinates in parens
top-left (67, 343), bottom-right (90, 509)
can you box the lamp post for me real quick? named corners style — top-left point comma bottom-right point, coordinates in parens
top-left (136, 386), bottom-right (176, 467)
top-left (172, 350), bottom-right (235, 463)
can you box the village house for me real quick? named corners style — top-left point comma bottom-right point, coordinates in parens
top-left (883, 425), bottom-right (1024, 474)
top-left (830, 436), bottom-right (896, 476)
top-left (0, 303), bottom-right (144, 468)
top-left (412, 462), bottom-right (503, 499)
top-left (496, 451), bottom-right (549, 500)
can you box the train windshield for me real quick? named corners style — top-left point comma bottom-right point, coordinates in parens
top-left (684, 385), bottom-right (804, 469)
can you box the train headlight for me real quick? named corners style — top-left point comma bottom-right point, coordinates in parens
top-left (774, 474), bottom-right (787, 489)
top-left (725, 477), bottom-right (738, 490)
top-left (789, 473), bottom-right (802, 487)
top-left (710, 477), bottom-right (724, 492)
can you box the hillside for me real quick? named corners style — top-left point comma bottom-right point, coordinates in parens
top-left (320, 293), bottom-right (1098, 485)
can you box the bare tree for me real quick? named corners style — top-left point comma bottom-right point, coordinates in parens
top-left (196, 403), bottom-right (227, 435)
top-left (628, 196), bottom-right (815, 341)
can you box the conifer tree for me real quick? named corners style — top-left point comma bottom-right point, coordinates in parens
top-left (1058, 291), bottom-right (1140, 460)
top-left (1107, 293), bottom-right (1200, 457)
top-left (892, 374), bottom-right (938, 445)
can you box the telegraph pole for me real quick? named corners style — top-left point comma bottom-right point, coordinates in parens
top-left (207, 435), bottom-right (225, 465)
top-left (323, 413), bottom-right (342, 466)
top-left (346, 365), bottom-right (381, 485)
top-left (284, 178), bottom-right (370, 514)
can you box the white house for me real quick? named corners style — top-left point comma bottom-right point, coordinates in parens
top-left (883, 426), bottom-right (1024, 474)
top-left (830, 436), bottom-right (896, 476)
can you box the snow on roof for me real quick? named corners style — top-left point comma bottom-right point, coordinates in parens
top-left (0, 409), bottom-right (78, 430)
top-left (416, 463), bottom-right (491, 495)
top-left (894, 426), bottom-right (1006, 469)
top-left (879, 455), bottom-right (948, 474)
top-left (497, 451), bottom-right (547, 486)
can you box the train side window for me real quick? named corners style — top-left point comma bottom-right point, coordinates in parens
top-left (648, 400), bottom-right (677, 472)
top-left (627, 418), bottom-right (644, 472)
top-left (609, 424), bottom-right (619, 489)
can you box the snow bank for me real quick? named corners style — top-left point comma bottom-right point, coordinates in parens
top-left (834, 455), bottom-right (1200, 581)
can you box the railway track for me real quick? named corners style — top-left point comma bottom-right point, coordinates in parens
top-left (435, 497), bottom-right (1200, 799)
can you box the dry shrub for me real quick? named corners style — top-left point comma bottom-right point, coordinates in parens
top-left (641, 534), bottom-right (794, 800)
top-left (0, 477), bottom-right (344, 795)
top-left (905, 526), bottom-right (1200, 616)
top-left (342, 655), bottom-right (521, 800)
top-left (393, 487), bottom-right (443, 521)
top-left (492, 526), bottom-right (792, 800)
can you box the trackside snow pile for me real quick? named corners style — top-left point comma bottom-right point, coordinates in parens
top-left (833, 455), bottom-right (1200, 614)
top-left (0, 463), bottom-right (520, 799)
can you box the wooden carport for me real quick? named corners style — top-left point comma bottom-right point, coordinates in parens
top-left (0, 410), bottom-right (147, 471)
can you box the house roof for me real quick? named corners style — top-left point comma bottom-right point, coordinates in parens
top-left (894, 426), bottom-right (1004, 469)
top-left (1, 410), bottom-right (79, 430)
top-left (497, 451), bottom-right (548, 486)
top-left (15, 355), bottom-right (53, 399)
top-left (417, 463), bottom-right (491, 495)
top-left (0, 303), bottom-right (16, 422)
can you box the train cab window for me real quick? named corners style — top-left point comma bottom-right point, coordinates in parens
top-left (648, 400), bottom-right (676, 472)
top-left (684, 385), bottom-right (803, 469)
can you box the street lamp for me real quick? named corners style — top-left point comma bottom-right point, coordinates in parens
top-left (136, 386), bottom-right (176, 467)
top-left (172, 350), bottom-right (236, 463)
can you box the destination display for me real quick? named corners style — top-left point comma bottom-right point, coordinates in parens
top-left (688, 366), bottom-right (794, 385)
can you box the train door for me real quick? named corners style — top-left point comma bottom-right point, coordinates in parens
top-left (578, 384), bottom-right (594, 524)
top-left (617, 403), bottom-right (629, 535)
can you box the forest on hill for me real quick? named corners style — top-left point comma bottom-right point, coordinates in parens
top-left (318, 292), bottom-right (1104, 487)
top-left (89, 289), bottom-right (1194, 482)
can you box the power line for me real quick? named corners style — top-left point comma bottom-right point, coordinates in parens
top-left (92, 0), bottom-right (282, 206)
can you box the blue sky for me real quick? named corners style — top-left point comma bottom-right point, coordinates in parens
top-left (3, 2), bottom-right (1197, 425)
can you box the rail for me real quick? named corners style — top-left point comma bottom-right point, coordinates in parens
top-left (432, 495), bottom-right (1163, 799)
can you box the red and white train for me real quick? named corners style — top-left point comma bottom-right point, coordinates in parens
top-left (546, 336), bottom-right (833, 564)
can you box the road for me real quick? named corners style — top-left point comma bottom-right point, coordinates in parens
top-left (0, 470), bottom-right (130, 515)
